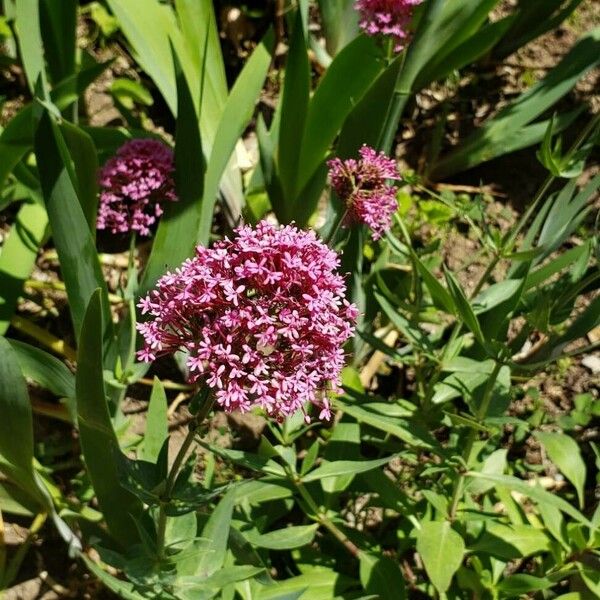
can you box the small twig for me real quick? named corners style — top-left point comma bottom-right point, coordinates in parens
top-left (10, 316), bottom-right (77, 362)
top-left (432, 182), bottom-right (507, 198)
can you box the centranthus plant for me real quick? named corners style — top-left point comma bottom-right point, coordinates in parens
top-left (0, 0), bottom-right (599, 598)
top-left (355, 0), bottom-right (423, 51)
top-left (328, 145), bottom-right (401, 240)
top-left (138, 221), bottom-right (358, 422)
top-left (97, 138), bottom-right (177, 236)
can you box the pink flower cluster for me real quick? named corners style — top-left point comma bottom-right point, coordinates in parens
top-left (97, 139), bottom-right (177, 236)
top-left (328, 145), bottom-right (400, 240)
top-left (137, 222), bottom-right (358, 422)
top-left (355, 0), bottom-right (422, 51)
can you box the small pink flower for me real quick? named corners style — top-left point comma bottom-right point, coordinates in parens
top-left (137, 222), bottom-right (357, 422)
top-left (355, 0), bottom-right (422, 52)
top-left (328, 145), bottom-right (400, 240)
top-left (97, 139), bottom-right (177, 236)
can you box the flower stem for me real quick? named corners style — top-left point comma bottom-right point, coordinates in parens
top-left (448, 361), bottom-right (502, 520)
top-left (325, 209), bottom-right (348, 247)
top-left (156, 388), bottom-right (213, 558)
top-left (292, 477), bottom-right (359, 558)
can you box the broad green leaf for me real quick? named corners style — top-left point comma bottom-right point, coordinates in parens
top-left (15, 0), bottom-right (46, 93)
top-left (140, 377), bottom-right (168, 463)
top-left (535, 431), bottom-right (586, 508)
top-left (60, 122), bottom-right (99, 234)
top-left (77, 290), bottom-right (142, 546)
top-left (337, 399), bottom-right (435, 448)
top-left (257, 569), bottom-right (350, 600)
top-left (467, 449), bottom-right (507, 495)
top-left (277, 11), bottom-right (310, 209)
top-left (244, 524), bottom-right (318, 550)
top-left (39, 0), bottom-right (77, 84)
top-left (472, 523), bottom-right (551, 559)
top-left (139, 50), bottom-right (204, 294)
top-left (0, 199), bottom-right (47, 334)
top-left (296, 34), bottom-right (383, 195)
top-left (200, 443), bottom-right (286, 478)
top-left (194, 489), bottom-right (235, 577)
top-left (232, 480), bottom-right (293, 505)
top-left (8, 339), bottom-right (75, 400)
top-left (416, 521), bottom-right (465, 593)
top-left (496, 574), bottom-right (554, 595)
top-left (316, 0), bottom-right (358, 56)
top-left (34, 110), bottom-right (111, 342)
top-left (302, 456), bottom-right (393, 482)
top-left (359, 552), bottom-right (406, 599)
top-left (197, 29), bottom-right (274, 245)
top-left (0, 337), bottom-right (40, 502)
top-left (178, 566), bottom-right (264, 597)
top-left (466, 472), bottom-right (592, 527)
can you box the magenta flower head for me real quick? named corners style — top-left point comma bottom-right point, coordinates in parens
top-left (97, 138), bottom-right (177, 236)
top-left (328, 145), bottom-right (400, 241)
top-left (355, 0), bottom-right (423, 52)
top-left (137, 221), bottom-right (358, 422)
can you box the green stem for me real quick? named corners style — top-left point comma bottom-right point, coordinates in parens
top-left (448, 361), bottom-right (502, 520)
top-left (505, 112), bottom-right (600, 252)
top-left (325, 209), bottom-right (348, 248)
top-left (293, 478), bottom-right (359, 558)
top-left (0, 513), bottom-right (47, 591)
top-left (156, 388), bottom-right (213, 558)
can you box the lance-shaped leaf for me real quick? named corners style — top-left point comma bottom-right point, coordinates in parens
top-left (0, 337), bottom-right (45, 506)
top-left (34, 109), bottom-right (111, 342)
top-left (77, 290), bottom-right (142, 546)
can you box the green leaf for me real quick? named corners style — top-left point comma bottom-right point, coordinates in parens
top-left (15, 0), bottom-right (46, 93)
top-left (256, 569), bottom-right (350, 600)
top-left (140, 377), bottom-right (168, 463)
top-left (414, 256), bottom-right (455, 314)
top-left (140, 49), bottom-right (204, 294)
top-left (431, 28), bottom-right (600, 178)
top-left (199, 443), bottom-right (287, 478)
top-left (77, 290), bottom-right (142, 546)
top-left (0, 199), bottom-right (48, 334)
top-left (359, 552), bottom-right (407, 599)
top-left (337, 399), bottom-right (435, 448)
top-left (8, 339), bottom-right (75, 400)
top-left (374, 290), bottom-right (434, 353)
top-left (193, 489), bottom-right (235, 577)
top-left (472, 523), bottom-right (551, 559)
top-left (277, 11), bottom-right (310, 209)
top-left (197, 29), bottom-right (274, 245)
top-left (82, 556), bottom-right (146, 600)
top-left (416, 521), bottom-right (465, 593)
top-left (296, 34), bottom-right (383, 195)
top-left (534, 431), bottom-right (586, 509)
top-left (39, 0), bottom-right (77, 84)
top-left (496, 574), bottom-right (554, 595)
top-left (444, 269), bottom-right (485, 346)
top-left (302, 456), bottom-right (393, 482)
top-left (466, 472), bottom-right (592, 527)
top-left (244, 524), bottom-right (318, 550)
top-left (60, 122), bottom-right (99, 235)
top-left (0, 337), bottom-right (40, 502)
top-left (34, 110), bottom-right (111, 342)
